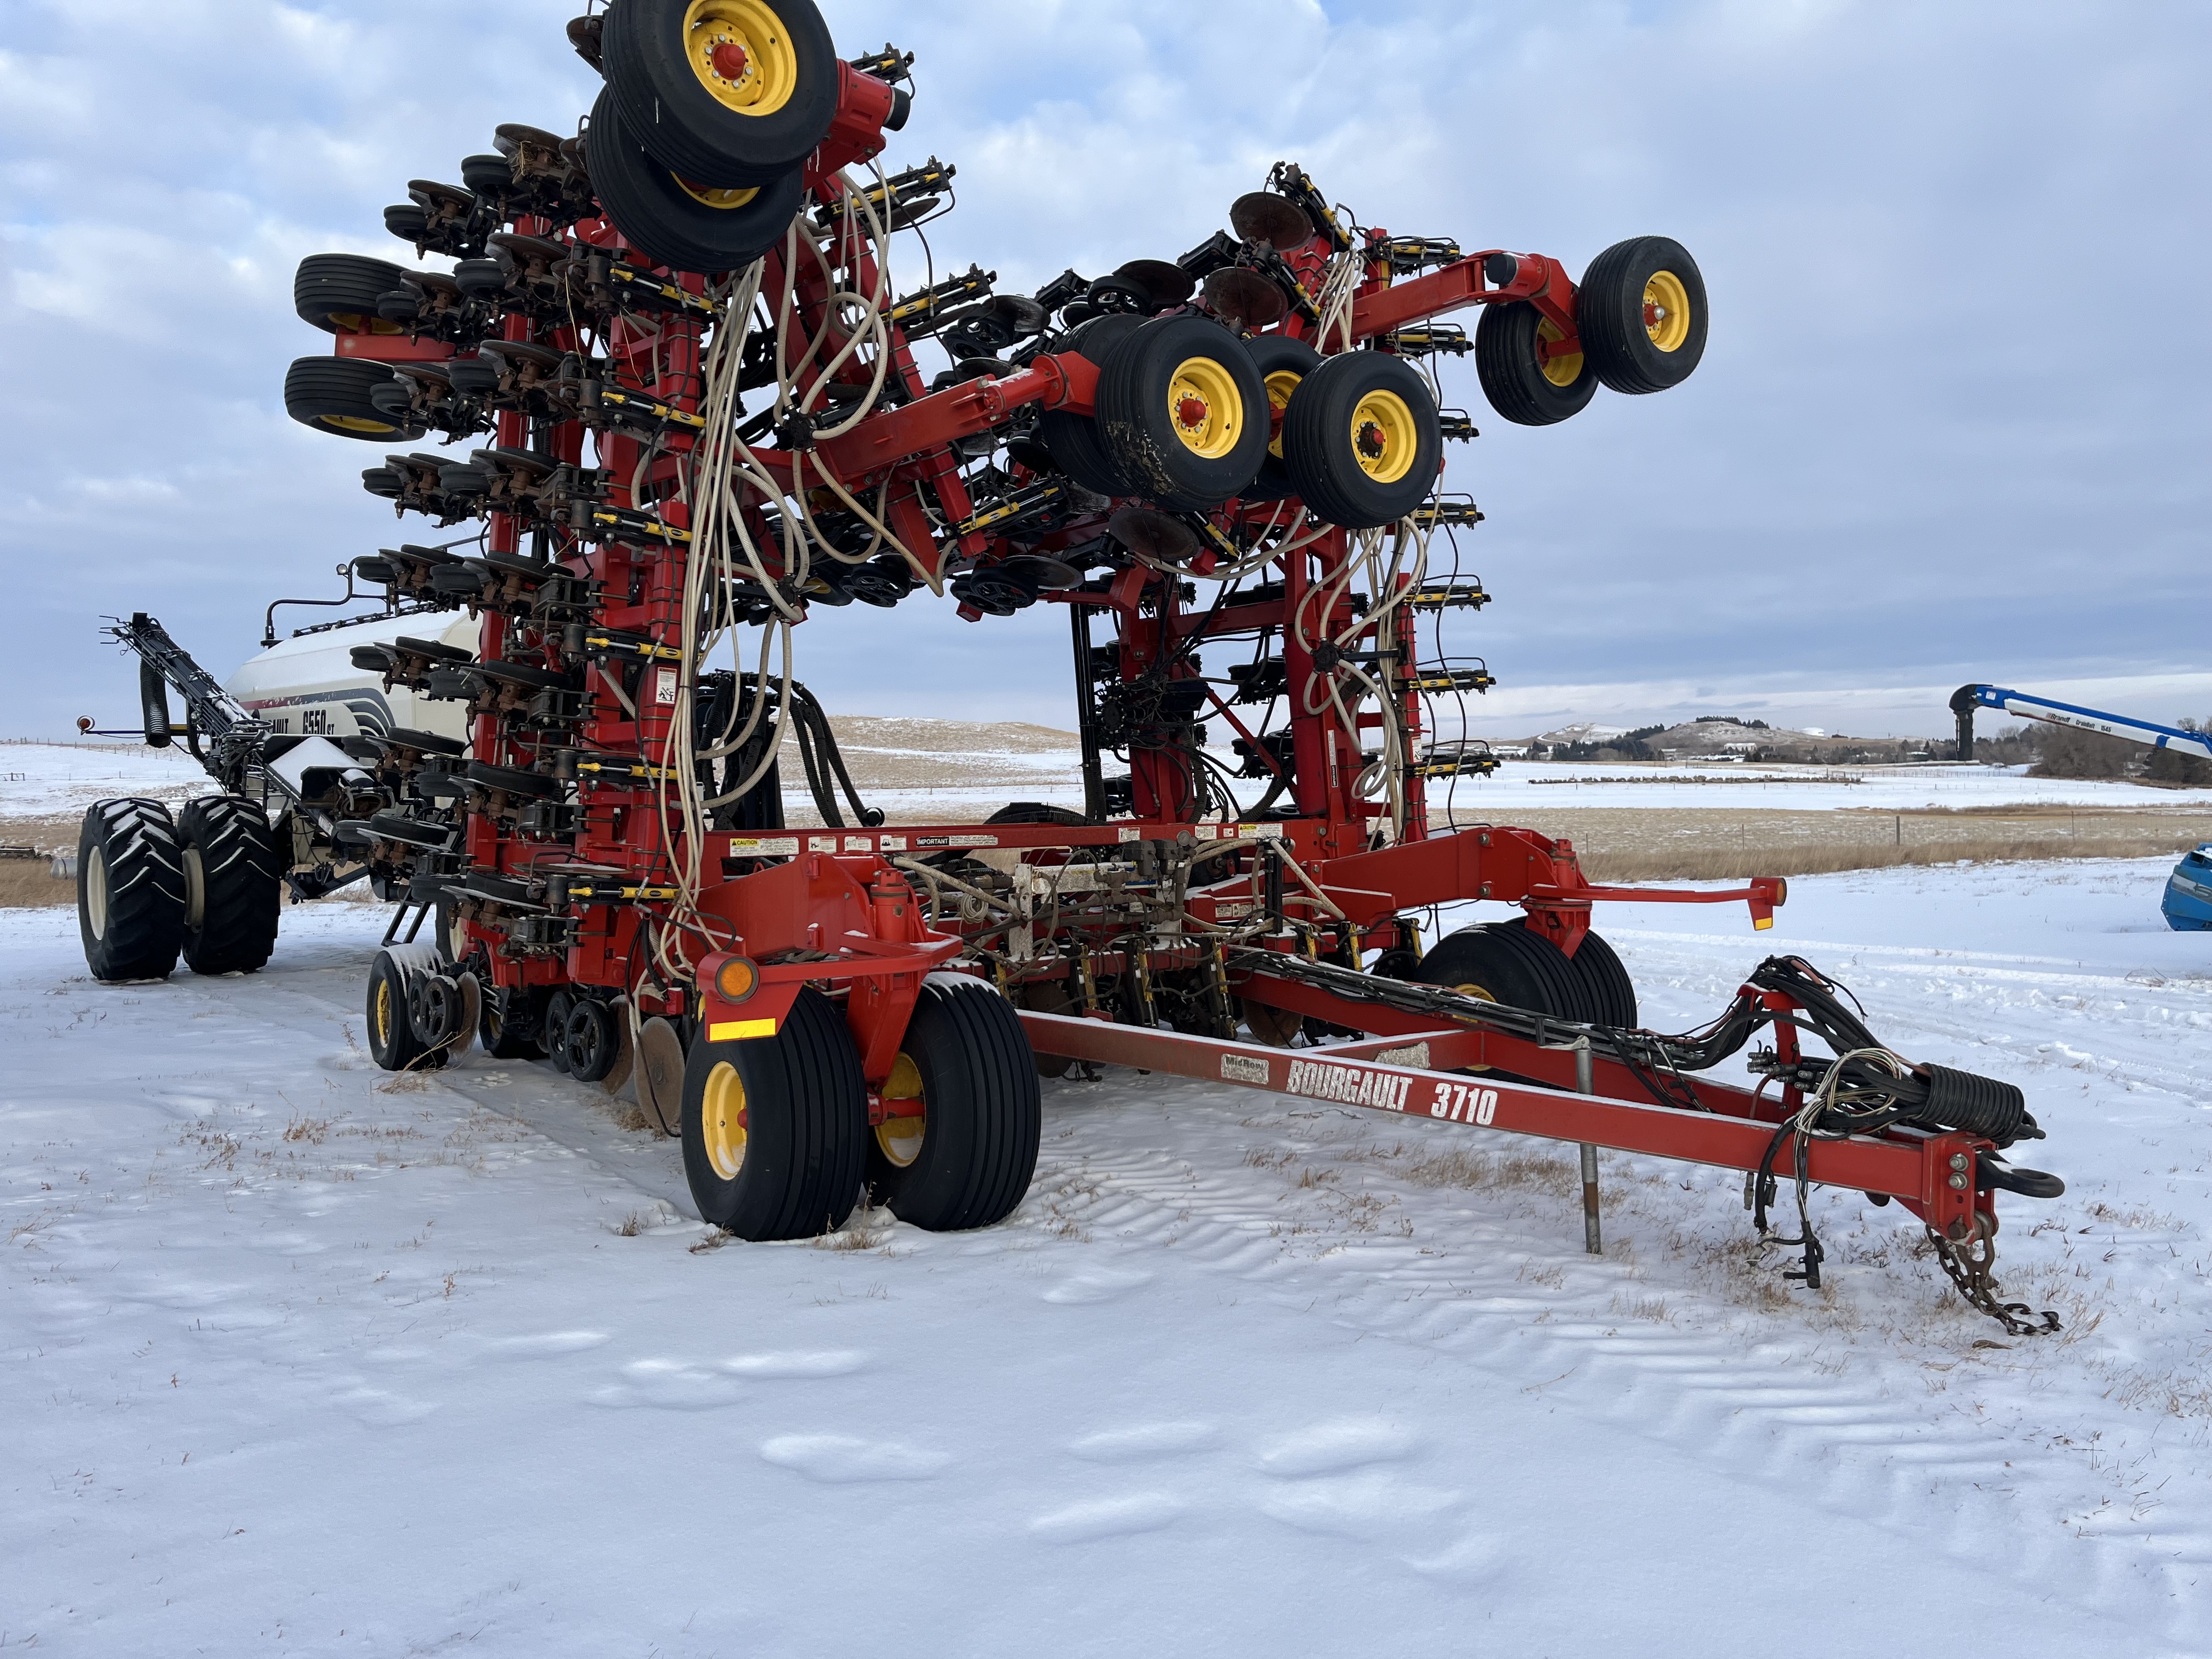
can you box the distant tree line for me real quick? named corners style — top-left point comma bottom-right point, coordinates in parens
top-left (2029, 716), bottom-right (2212, 785)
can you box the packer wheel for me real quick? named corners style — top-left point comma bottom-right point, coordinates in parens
top-left (479, 985), bottom-right (546, 1060)
top-left (680, 986), bottom-right (868, 1239)
top-left (601, 0), bottom-right (841, 188)
top-left (864, 978), bottom-right (1042, 1232)
top-left (76, 799), bottom-right (187, 983)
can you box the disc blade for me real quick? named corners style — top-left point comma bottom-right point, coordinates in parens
top-left (1108, 507), bottom-right (1199, 565)
top-left (1230, 191), bottom-right (1316, 252)
top-left (1202, 266), bottom-right (1288, 331)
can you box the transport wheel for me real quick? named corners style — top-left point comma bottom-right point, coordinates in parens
top-left (1037, 314), bottom-right (1145, 499)
top-left (76, 798), bottom-right (187, 983)
top-left (1575, 236), bottom-right (1707, 394)
top-left (601, 0), bottom-right (840, 189)
top-left (1566, 928), bottom-right (1639, 1028)
top-left (1280, 350), bottom-right (1443, 528)
top-left (1240, 334), bottom-right (1323, 502)
top-left (176, 797), bottom-right (281, 976)
top-left (681, 985), bottom-right (868, 1239)
top-left (479, 986), bottom-right (546, 1060)
top-left (285, 358), bottom-right (423, 443)
top-left (1097, 313), bottom-right (1271, 511)
top-left (366, 946), bottom-right (444, 1071)
top-left (585, 88), bottom-right (805, 276)
top-left (635, 1015), bottom-right (687, 1136)
top-left (1474, 299), bottom-right (1596, 427)
top-left (1408, 921), bottom-right (1600, 1023)
top-left (294, 253), bottom-right (411, 334)
top-left (864, 977), bottom-right (1042, 1232)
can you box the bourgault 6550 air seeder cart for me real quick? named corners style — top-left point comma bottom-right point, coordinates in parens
top-left (80, 0), bottom-right (2065, 1330)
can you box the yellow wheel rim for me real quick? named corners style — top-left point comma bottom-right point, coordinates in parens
top-left (874, 1053), bottom-right (926, 1169)
top-left (320, 414), bottom-right (400, 435)
top-left (1643, 270), bottom-right (1691, 353)
top-left (1451, 982), bottom-right (1496, 1073)
top-left (675, 178), bottom-right (763, 210)
top-left (685, 0), bottom-right (799, 117)
top-left (1264, 369), bottom-right (1302, 460)
top-left (373, 975), bottom-right (393, 1046)
top-left (1348, 388), bottom-right (1418, 484)
top-left (1166, 356), bottom-right (1244, 460)
top-left (701, 1060), bottom-right (749, 1180)
top-left (1536, 318), bottom-right (1584, 388)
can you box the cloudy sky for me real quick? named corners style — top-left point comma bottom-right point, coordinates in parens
top-left (3, 0), bottom-right (2207, 741)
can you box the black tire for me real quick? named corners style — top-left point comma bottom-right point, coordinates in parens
top-left (366, 946), bottom-right (444, 1071)
top-left (985, 802), bottom-right (1090, 827)
top-left (479, 986), bottom-right (546, 1059)
top-left (285, 358), bottom-right (424, 443)
top-left (681, 986), bottom-right (867, 1239)
top-left (545, 989), bottom-right (577, 1075)
top-left (294, 253), bottom-right (412, 335)
top-left (1474, 299), bottom-right (1597, 427)
top-left (1241, 333), bottom-right (1324, 501)
top-left (601, 0), bottom-right (840, 189)
top-left (76, 799), bottom-right (187, 983)
top-left (1037, 314), bottom-right (1146, 498)
top-left (1576, 236), bottom-right (1707, 394)
top-left (1097, 313), bottom-right (1271, 511)
top-left (865, 977), bottom-right (1041, 1232)
top-left (563, 997), bottom-right (619, 1083)
top-left (1280, 349), bottom-right (1442, 528)
top-left (1565, 928), bottom-right (1639, 1028)
top-left (586, 88), bottom-right (805, 276)
top-left (1408, 921), bottom-right (1598, 1023)
top-left (177, 797), bottom-right (281, 976)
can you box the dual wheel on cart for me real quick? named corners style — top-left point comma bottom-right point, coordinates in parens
top-left (75, 795), bottom-right (283, 984)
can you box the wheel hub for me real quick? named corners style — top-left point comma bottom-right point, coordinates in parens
top-left (1356, 419), bottom-right (1387, 461)
top-left (710, 41), bottom-right (750, 81)
top-left (1177, 394), bottom-right (1210, 431)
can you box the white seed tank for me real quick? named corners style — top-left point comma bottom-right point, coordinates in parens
top-left (224, 612), bottom-right (476, 744)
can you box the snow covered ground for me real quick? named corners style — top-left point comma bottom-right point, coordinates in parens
top-left (0, 742), bottom-right (212, 827)
top-left (5, 866), bottom-right (2211, 1651)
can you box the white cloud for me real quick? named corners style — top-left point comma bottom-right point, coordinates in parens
top-left (0, 0), bottom-right (2204, 741)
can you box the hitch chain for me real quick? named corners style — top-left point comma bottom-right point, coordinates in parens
top-left (1926, 1213), bottom-right (2061, 1337)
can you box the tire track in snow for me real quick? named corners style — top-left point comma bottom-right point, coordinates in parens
top-left (1023, 1090), bottom-right (2212, 1645)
